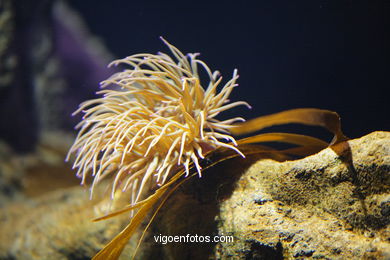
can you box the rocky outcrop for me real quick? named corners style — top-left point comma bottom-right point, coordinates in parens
top-left (214, 131), bottom-right (389, 259)
top-left (0, 132), bottom-right (388, 259)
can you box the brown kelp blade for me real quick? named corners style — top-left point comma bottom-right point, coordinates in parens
top-left (93, 200), bottom-right (148, 222)
top-left (91, 141), bottom-right (331, 259)
top-left (235, 132), bottom-right (329, 158)
top-left (236, 132), bottom-right (328, 148)
top-left (128, 145), bottom-right (296, 258)
top-left (128, 142), bottom-right (325, 258)
top-left (230, 108), bottom-right (348, 144)
top-left (92, 182), bottom-right (171, 259)
top-left (92, 163), bottom-right (191, 259)
top-left (91, 144), bottom-right (288, 259)
top-left (92, 110), bottom-right (347, 259)
top-left (280, 145), bottom-right (327, 157)
top-left (91, 193), bottom-right (160, 259)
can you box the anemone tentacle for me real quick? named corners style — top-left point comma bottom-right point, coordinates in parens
top-left (67, 38), bottom-right (249, 205)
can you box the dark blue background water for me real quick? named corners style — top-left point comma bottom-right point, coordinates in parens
top-left (69, 0), bottom-right (389, 141)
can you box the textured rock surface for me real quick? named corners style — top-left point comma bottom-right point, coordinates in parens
top-left (214, 131), bottom-right (389, 259)
top-left (0, 133), bottom-right (139, 259)
top-left (0, 131), bottom-right (388, 259)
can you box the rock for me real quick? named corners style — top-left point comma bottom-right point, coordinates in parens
top-left (0, 184), bottom-right (140, 260)
top-left (0, 131), bottom-right (389, 259)
top-left (0, 131), bottom-right (143, 260)
top-left (214, 131), bottom-right (389, 259)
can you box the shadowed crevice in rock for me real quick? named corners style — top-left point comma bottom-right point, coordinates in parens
top-left (245, 240), bottom-right (284, 260)
top-left (331, 137), bottom-right (390, 230)
top-left (144, 154), bottom-right (262, 260)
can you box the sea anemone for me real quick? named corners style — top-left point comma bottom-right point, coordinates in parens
top-left (67, 38), bottom-right (347, 259)
top-left (67, 37), bottom-right (250, 205)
